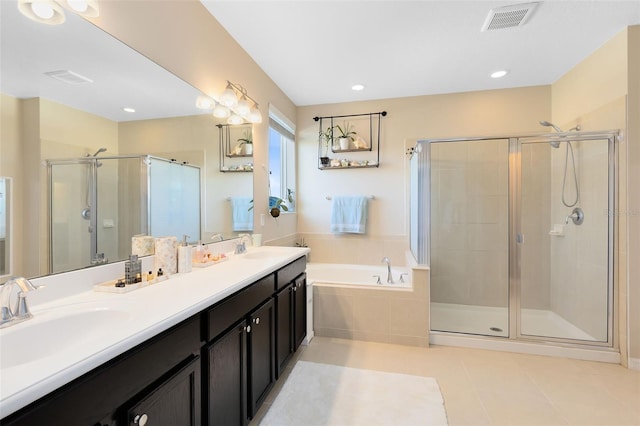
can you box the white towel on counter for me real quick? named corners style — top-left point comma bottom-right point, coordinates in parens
top-left (330, 195), bottom-right (369, 234)
top-left (231, 197), bottom-right (253, 231)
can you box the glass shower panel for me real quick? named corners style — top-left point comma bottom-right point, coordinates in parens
top-left (519, 138), bottom-right (610, 342)
top-left (429, 139), bottom-right (510, 337)
top-left (50, 162), bottom-right (93, 273)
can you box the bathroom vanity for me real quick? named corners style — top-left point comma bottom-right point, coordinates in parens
top-left (0, 246), bottom-right (309, 426)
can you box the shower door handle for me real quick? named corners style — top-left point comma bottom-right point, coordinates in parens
top-left (516, 234), bottom-right (524, 244)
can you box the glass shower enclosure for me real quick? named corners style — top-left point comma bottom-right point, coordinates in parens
top-left (411, 131), bottom-right (617, 346)
top-left (47, 155), bottom-right (200, 274)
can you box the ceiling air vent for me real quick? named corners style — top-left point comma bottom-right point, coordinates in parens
top-left (44, 70), bottom-right (94, 85)
top-left (481, 2), bottom-right (540, 32)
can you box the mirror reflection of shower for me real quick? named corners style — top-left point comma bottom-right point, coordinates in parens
top-left (81, 148), bottom-right (107, 220)
top-left (539, 121), bottom-right (581, 208)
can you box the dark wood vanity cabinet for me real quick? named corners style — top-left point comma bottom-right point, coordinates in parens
top-left (125, 354), bottom-right (201, 426)
top-left (1, 316), bottom-right (201, 426)
top-left (274, 257), bottom-right (307, 378)
top-left (205, 320), bottom-right (248, 426)
top-left (203, 274), bottom-right (275, 425)
top-left (2, 255), bottom-right (307, 426)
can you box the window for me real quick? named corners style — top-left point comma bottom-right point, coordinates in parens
top-left (268, 108), bottom-right (296, 212)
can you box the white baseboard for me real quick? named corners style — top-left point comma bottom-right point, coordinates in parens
top-left (629, 357), bottom-right (640, 370)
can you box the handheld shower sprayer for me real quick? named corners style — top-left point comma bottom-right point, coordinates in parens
top-left (538, 120), bottom-right (580, 208)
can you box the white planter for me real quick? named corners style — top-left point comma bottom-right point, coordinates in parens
top-left (244, 144), bottom-right (253, 155)
top-left (338, 138), bottom-right (350, 150)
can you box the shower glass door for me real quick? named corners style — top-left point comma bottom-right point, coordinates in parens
top-left (50, 160), bottom-right (95, 273)
top-left (429, 139), bottom-right (510, 337)
top-left (518, 135), bottom-right (614, 344)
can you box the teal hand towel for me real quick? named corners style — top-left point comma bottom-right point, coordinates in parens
top-left (330, 196), bottom-right (368, 234)
top-left (231, 197), bottom-right (253, 231)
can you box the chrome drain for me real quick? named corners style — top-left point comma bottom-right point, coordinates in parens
top-left (490, 327), bottom-right (503, 332)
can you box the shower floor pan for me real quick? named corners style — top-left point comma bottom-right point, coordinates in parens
top-left (430, 302), bottom-right (596, 341)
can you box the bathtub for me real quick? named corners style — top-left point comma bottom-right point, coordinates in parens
top-left (306, 263), bottom-right (430, 347)
top-left (306, 263), bottom-right (412, 289)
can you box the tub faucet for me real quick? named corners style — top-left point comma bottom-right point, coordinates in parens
top-left (1, 277), bottom-right (43, 328)
top-left (381, 257), bottom-right (394, 284)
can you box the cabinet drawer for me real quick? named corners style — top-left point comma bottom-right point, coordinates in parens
top-left (206, 274), bottom-right (274, 341)
top-left (275, 256), bottom-right (306, 291)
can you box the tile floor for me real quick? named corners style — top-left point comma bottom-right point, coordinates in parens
top-left (251, 337), bottom-right (640, 426)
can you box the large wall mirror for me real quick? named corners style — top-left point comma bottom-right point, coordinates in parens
top-left (0, 3), bottom-right (252, 280)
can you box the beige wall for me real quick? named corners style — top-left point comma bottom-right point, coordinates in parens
top-left (297, 86), bottom-right (550, 266)
top-left (0, 94), bottom-right (24, 279)
top-left (626, 26), bottom-right (640, 365)
top-left (89, 0), bottom-right (297, 245)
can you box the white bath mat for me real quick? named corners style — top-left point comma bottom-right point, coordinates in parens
top-left (260, 361), bottom-right (448, 426)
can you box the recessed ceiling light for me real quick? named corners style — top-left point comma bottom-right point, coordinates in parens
top-left (351, 84), bottom-right (365, 91)
top-left (490, 70), bottom-right (509, 79)
top-left (123, 107), bottom-right (136, 113)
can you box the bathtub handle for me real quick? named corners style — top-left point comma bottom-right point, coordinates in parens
top-left (399, 273), bottom-right (409, 283)
top-left (372, 275), bottom-right (381, 285)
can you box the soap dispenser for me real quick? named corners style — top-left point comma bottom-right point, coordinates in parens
top-left (177, 235), bottom-right (193, 273)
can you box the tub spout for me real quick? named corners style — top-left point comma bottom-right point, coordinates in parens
top-left (381, 257), bottom-right (394, 284)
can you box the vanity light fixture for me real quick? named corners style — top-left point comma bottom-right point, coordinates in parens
top-left (490, 69), bottom-right (509, 79)
top-left (196, 81), bottom-right (262, 124)
top-left (17, 0), bottom-right (99, 25)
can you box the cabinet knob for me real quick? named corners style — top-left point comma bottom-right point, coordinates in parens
top-left (293, 286), bottom-right (297, 292)
top-left (253, 317), bottom-right (260, 325)
top-left (133, 414), bottom-right (148, 426)
top-left (246, 325), bottom-right (252, 333)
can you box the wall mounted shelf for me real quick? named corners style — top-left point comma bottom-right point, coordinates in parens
top-left (313, 111), bottom-right (386, 170)
top-left (217, 123), bottom-right (253, 172)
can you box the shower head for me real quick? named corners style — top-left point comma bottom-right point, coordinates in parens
top-left (539, 121), bottom-right (562, 148)
top-left (539, 120), bottom-right (563, 133)
top-left (92, 148), bottom-right (107, 156)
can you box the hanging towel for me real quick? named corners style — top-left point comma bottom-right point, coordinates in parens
top-left (330, 196), bottom-right (368, 234)
top-left (231, 197), bottom-right (254, 231)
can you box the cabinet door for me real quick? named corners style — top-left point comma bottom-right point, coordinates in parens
top-left (293, 274), bottom-right (307, 350)
top-left (206, 320), bottom-right (248, 426)
top-left (248, 298), bottom-right (275, 419)
top-left (275, 283), bottom-right (293, 378)
top-left (126, 355), bottom-right (201, 426)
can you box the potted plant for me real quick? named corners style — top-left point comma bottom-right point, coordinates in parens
top-left (237, 129), bottom-right (253, 155)
top-left (319, 126), bottom-right (334, 166)
top-left (335, 121), bottom-right (356, 150)
top-left (268, 196), bottom-right (289, 218)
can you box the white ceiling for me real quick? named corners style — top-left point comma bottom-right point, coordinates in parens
top-left (201, 0), bottom-right (640, 106)
top-left (0, 1), bottom-right (205, 122)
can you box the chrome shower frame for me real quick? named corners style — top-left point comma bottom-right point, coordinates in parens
top-left (413, 129), bottom-right (619, 350)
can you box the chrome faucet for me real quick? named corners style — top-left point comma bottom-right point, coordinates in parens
top-left (1, 277), bottom-right (43, 328)
top-left (210, 233), bottom-right (224, 242)
top-left (381, 257), bottom-right (394, 284)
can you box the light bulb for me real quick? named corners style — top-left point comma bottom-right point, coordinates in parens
top-left (227, 114), bottom-right (243, 125)
top-left (248, 107), bottom-right (262, 124)
top-left (196, 95), bottom-right (215, 110)
top-left (236, 97), bottom-right (251, 116)
top-left (220, 86), bottom-right (238, 108)
top-left (31, 1), bottom-right (54, 18)
top-left (212, 104), bottom-right (230, 118)
top-left (67, 0), bottom-right (88, 12)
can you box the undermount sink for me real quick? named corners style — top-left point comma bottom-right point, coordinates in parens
top-left (0, 307), bottom-right (130, 369)
top-left (242, 250), bottom-right (282, 260)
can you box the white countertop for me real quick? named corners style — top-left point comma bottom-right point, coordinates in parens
top-left (0, 245), bottom-right (309, 418)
